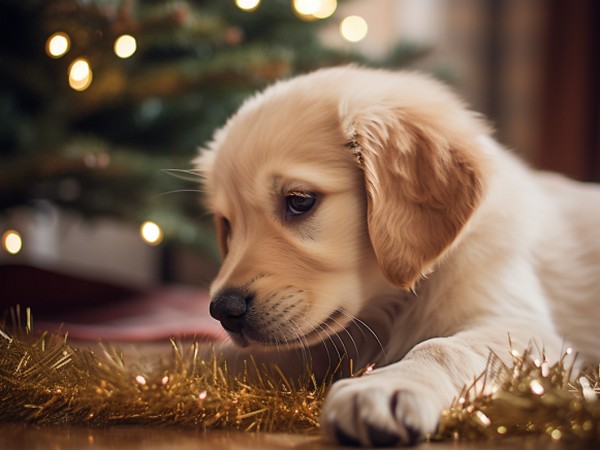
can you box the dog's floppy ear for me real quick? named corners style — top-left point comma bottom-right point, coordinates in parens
top-left (341, 102), bottom-right (487, 291)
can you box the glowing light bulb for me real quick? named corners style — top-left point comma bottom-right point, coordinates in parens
top-left (313, 0), bottom-right (336, 19)
top-left (46, 32), bottom-right (70, 58)
top-left (293, 0), bottom-right (321, 16)
top-left (114, 34), bottom-right (137, 59)
top-left (340, 15), bottom-right (368, 42)
top-left (529, 379), bottom-right (545, 396)
top-left (140, 221), bottom-right (163, 246)
top-left (235, 0), bottom-right (260, 11)
top-left (68, 57), bottom-right (93, 91)
top-left (2, 230), bottom-right (22, 255)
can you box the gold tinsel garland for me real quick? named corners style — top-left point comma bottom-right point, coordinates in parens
top-left (0, 312), bottom-right (327, 432)
top-left (1, 312), bottom-right (599, 443)
top-left (436, 346), bottom-right (600, 443)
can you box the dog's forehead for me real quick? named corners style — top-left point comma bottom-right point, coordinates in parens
top-left (221, 98), bottom-right (341, 159)
top-left (208, 95), bottom-right (359, 209)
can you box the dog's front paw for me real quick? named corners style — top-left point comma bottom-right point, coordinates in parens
top-left (321, 376), bottom-right (443, 447)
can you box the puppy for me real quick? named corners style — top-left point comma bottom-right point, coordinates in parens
top-left (196, 66), bottom-right (600, 446)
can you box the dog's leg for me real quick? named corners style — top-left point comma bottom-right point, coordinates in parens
top-left (320, 326), bottom-right (562, 447)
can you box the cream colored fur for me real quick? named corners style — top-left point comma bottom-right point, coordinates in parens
top-left (196, 66), bottom-right (600, 446)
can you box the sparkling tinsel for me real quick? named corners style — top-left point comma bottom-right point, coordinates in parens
top-left (436, 345), bottom-right (600, 443)
top-left (1, 311), bottom-right (599, 443)
top-left (0, 311), bottom-right (328, 432)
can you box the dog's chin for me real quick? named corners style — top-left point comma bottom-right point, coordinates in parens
top-left (226, 309), bottom-right (350, 349)
top-left (226, 330), bottom-right (252, 348)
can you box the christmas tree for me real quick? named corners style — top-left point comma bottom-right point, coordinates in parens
top-left (0, 0), bottom-right (425, 261)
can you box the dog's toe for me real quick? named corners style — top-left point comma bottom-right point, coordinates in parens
top-left (334, 424), bottom-right (362, 447)
top-left (404, 424), bottom-right (421, 446)
top-left (364, 421), bottom-right (402, 447)
top-left (321, 376), bottom-right (442, 447)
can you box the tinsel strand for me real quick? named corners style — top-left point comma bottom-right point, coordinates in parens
top-left (435, 346), bottom-right (600, 443)
top-left (1, 315), bottom-right (599, 443)
top-left (0, 325), bottom-right (327, 432)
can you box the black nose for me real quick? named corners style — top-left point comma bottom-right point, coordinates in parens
top-left (209, 288), bottom-right (252, 333)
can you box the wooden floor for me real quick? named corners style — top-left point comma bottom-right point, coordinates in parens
top-left (0, 423), bottom-right (594, 450)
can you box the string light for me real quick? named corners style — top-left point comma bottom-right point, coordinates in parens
top-left (46, 32), bottom-right (70, 58)
top-left (68, 57), bottom-right (93, 91)
top-left (293, 0), bottom-right (320, 16)
top-left (2, 230), bottom-right (22, 255)
top-left (293, 0), bottom-right (336, 20)
top-left (235, 0), bottom-right (260, 11)
top-left (140, 221), bottom-right (163, 246)
top-left (313, 0), bottom-right (337, 19)
top-left (114, 34), bottom-right (137, 59)
top-left (340, 15), bottom-right (368, 42)
top-left (529, 379), bottom-right (545, 396)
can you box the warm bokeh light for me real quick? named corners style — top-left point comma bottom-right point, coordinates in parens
top-left (235, 0), bottom-right (261, 11)
top-left (114, 34), bottom-right (137, 58)
top-left (68, 57), bottom-right (93, 91)
top-left (293, 0), bottom-right (320, 16)
top-left (2, 230), bottom-right (22, 255)
top-left (140, 221), bottom-right (163, 246)
top-left (340, 15), bottom-right (368, 42)
top-left (293, 0), bottom-right (336, 20)
top-left (313, 0), bottom-right (337, 19)
top-left (46, 32), bottom-right (70, 58)
top-left (529, 379), bottom-right (545, 396)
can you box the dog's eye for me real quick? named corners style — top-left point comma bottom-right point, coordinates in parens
top-left (286, 191), bottom-right (317, 218)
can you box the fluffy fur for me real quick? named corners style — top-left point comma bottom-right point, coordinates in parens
top-left (196, 66), bottom-right (600, 446)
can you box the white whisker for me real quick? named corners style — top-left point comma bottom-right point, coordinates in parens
top-left (300, 314), bottom-right (342, 371)
top-left (330, 315), bottom-right (360, 361)
top-left (301, 318), bottom-right (335, 371)
top-left (321, 321), bottom-right (347, 362)
top-left (291, 321), bottom-right (312, 369)
top-left (294, 287), bottom-right (387, 362)
top-left (338, 309), bottom-right (387, 360)
top-left (162, 168), bottom-right (203, 182)
top-left (152, 189), bottom-right (204, 199)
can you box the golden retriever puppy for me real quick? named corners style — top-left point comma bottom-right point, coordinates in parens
top-left (196, 66), bottom-right (600, 446)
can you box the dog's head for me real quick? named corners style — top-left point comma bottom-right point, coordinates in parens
top-left (197, 67), bottom-right (489, 348)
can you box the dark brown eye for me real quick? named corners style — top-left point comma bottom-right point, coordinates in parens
top-left (286, 192), bottom-right (317, 218)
